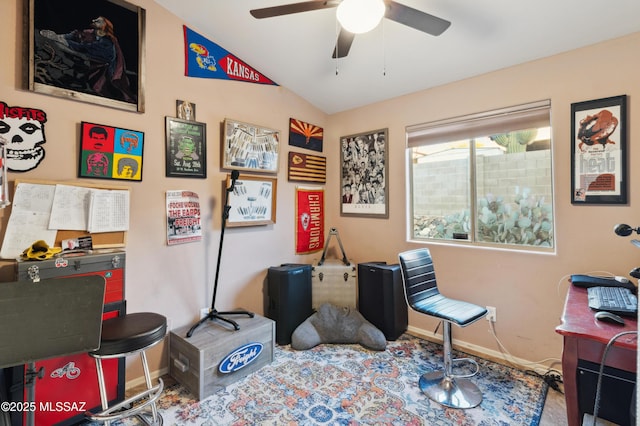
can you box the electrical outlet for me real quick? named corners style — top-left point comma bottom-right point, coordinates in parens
top-left (486, 306), bottom-right (497, 322)
top-left (200, 308), bottom-right (209, 319)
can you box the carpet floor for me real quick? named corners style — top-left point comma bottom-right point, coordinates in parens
top-left (106, 334), bottom-right (548, 425)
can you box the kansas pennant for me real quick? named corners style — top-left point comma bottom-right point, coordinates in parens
top-left (288, 152), bottom-right (326, 183)
top-left (183, 26), bottom-right (277, 86)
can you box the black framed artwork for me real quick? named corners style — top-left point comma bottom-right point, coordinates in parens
top-left (571, 95), bottom-right (627, 204)
top-left (26, 0), bottom-right (145, 112)
top-left (165, 117), bottom-right (207, 178)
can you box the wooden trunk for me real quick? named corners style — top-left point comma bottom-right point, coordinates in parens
top-left (169, 313), bottom-right (274, 400)
top-left (312, 259), bottom-right (357, 310)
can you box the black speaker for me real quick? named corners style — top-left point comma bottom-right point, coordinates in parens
top-left (267, 264), bottom-right (313, 345)
top-left (357, 262), bottom-right (408, 340)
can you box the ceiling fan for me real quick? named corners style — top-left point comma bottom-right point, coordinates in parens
top-left (250, 0), bottom-right (451, 58)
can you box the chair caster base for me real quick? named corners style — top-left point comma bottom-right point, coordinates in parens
top-left (419, 371), bottom-right (483, 409)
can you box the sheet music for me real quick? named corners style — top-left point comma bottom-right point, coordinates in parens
top-left (88, 189), bottom-right (130, 233)
top-left (0, 183), bottom-right (58, 259)
top-left (48, 184), bottom-right (92, 230)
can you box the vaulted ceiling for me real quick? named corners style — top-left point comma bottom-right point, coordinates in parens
top-left (154, 0), bottom-right (640, 114)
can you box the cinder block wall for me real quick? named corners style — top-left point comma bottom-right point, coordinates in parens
top-left (413, 150), bottom-right (553, 216)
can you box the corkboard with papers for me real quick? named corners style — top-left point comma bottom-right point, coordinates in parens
top-left (0, 179), bottom-right (129, 259)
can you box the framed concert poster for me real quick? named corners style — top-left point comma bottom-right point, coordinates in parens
top-left (26, 0), bottom-right (146, 112)
top-left (222, 119), bottom-right (279, 174)
top-left (340, 128), bottom-right (389, 218)
top-left (78, 121), bottom-right (144, 181)
top-left (165, 117), bottom-right (207, 178)
top-left (571, 95), bottom-right (627, 204)
top-left (226, 175), bottom-right (277, 227)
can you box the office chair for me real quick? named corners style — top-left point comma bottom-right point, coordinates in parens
top-left (398, 248), bottom-right (487, 409)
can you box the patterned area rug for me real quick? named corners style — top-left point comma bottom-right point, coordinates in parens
top-left (124, 335), bottom-right (548, 425)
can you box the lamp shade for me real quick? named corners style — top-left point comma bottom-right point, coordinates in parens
top-left (336, 0), bottom-right (386, 34)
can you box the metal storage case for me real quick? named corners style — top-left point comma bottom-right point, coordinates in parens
top-left (11, 250), bottom-right (126, 426)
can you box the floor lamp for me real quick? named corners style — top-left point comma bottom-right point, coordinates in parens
top-left (186, 170), bottom-right (254, 338)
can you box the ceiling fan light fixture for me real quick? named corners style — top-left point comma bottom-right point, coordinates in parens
top-left (336, 0), bottom-right (386, 34)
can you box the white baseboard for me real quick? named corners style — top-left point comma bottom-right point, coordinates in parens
top-left (125, 326), bottom-right (556, 390)
top-left (126, 366), bottom-right (169, 390)
top-left (406, 325), bottom-right (557, 375)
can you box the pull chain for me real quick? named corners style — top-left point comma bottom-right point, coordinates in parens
top-left (335, 17), bottom-right (339, 75)
top-left (382, 19), bottom-right (386, 76)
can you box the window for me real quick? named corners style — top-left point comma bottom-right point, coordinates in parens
top-left (406, 100), bottom-right (554, 250)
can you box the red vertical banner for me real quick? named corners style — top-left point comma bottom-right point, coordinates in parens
top-left (295, 187), bottom-right (324, 254)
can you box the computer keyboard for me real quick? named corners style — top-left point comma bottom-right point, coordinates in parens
top-left (588, 286), bottom-right (638, 316)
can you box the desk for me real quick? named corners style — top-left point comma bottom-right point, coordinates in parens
top-left (556, 285), bottom-right (637, 426)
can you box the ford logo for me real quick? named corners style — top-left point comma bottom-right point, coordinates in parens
top-left (218, 342), bottom-right (263, 374)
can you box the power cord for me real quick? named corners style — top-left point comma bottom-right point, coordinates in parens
top-left (524, 369), bottom-right (564, 394)
top-left (556, 270), bottom-right (618, 296)
top-left (488, 321), bottom-right (562, 377)
top-left (591, 330), bottom-right (637, 426)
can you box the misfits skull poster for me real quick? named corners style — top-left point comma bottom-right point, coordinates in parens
top-left (0, 101), bottom-right (47, 172)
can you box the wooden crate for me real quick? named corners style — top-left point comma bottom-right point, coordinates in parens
top-left (169, 313), bottom-right (274, 400)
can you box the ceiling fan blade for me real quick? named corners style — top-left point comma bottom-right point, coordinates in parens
top-left (332, 28), bottom-right (355, 58)
top-left (385, 1), bottom-right (451, 36)
top-left (250, 1), bottom-right (340, 19)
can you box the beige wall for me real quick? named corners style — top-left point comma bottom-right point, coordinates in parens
top-left (328, 32), bottom-right (640, 367)
top-left (1, 0), bottom-right (639, 383)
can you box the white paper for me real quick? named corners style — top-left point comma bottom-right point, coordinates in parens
top-left (0, 183), bottom-right (58, 259)
top-left (87, 190), bottom-right (130, 233)
top-left (48, 184), bottom-right (92, 230)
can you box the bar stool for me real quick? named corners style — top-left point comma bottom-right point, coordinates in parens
top-left (85, 312), bottom-right (167, 425)
top-left (398, 248), bottom-right (487, 409)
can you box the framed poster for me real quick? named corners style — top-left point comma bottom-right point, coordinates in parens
top-left (165, 117), bottom-right (207, 178)
top-left (340, 128), bottom-right (389, 218)
top-left (571, 95), bottom-right (627, 204)
top-left (226, 175), bottom-right (277, 227)
top-left (78, 121), bottom-right (144, 181)
top-left (26, 0), bottom-right (145, 112)
top-left (222, 119), bottom-right (279, 173)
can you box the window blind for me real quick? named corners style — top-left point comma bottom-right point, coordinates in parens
top-left (406, 100), bottom-right (551, 147)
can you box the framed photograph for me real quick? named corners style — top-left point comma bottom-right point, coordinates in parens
top-left (26, 0), bottom-right (145, 112)
top-left (78, 121), bottom-right (144, 181)
top-left (222, 119), bottom-right (279, 173)
top-left (176, 100), bottom-right (196, 121)
top-left (571, 95), bottom-right (627, 204)
top-left (340, 128), bottom-right (389, 218)
top-left (165, 117), bottom-right (207, 178)
top-left (226, 175), bottom-right (277, 227)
